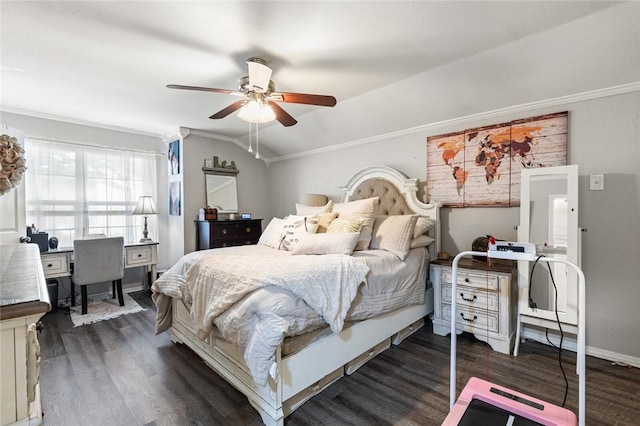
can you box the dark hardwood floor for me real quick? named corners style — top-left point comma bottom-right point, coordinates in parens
top-left (38, 291), bottom-right (639, 425)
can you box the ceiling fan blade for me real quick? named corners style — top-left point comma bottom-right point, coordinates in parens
top-left (167, 84), bottom-right (241, 95)
top-left (268, 101), bottom-right (297, 127)
top-left (209, 100), bottom-right (246, 119)
top-left (271, 92), bottom-right (337, 107)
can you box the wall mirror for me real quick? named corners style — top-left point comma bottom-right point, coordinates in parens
top-left (517, 164), bottom-right (580, 326)
top-left (205, 173), bottom-right (238, 213)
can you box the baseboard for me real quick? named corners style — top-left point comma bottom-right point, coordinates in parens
top-left (522, 328), bottom-right (640, 368)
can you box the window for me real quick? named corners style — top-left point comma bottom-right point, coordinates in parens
top-left (25, 138), bottom-right (157, 248)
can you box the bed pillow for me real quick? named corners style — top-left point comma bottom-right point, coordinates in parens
top-left (333, 197), bottom-right (379, 250)
top-left (370, 215), bottom-right (419, 260)
top-left (413, 217), bottom-right (436, 238)
top-left (295, 200), bottom-right (334, 215)
top-left (326, 217), bottom-right (365, 234)
top-left (410, 234), bottom-right (435, 249)
top-left (290, 232), bottom-right (360, 255)
top-left (333, 197), bottom-right (379, 215)
top-left (316, 211), bottom-right (339, 233)
top-left (257, 217), bottom-right (285, 249)
top-left (279, 215), bottom-right (319, 251)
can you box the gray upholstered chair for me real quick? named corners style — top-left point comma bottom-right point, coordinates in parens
top-left (70, 237), bottom-right (125, 315)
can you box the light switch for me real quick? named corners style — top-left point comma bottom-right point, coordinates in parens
top-left (590, 174), bottom-right (604, 190)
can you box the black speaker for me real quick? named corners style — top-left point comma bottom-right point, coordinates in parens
top-left (29, 233), bottom-right (49, 252)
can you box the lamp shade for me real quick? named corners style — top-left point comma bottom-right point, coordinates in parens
top-left (133, 196), bottom-right (158, 215)
top-left (238, 100), bottom-right (276, 123)
top-left (300, 193), bottom-right (328, 207)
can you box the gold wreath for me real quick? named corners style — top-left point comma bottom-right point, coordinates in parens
top-left (0, 134), bottom-right (27, 196)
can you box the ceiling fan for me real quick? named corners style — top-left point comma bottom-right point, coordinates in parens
top-left (167, 57), bottom-right (337, 127)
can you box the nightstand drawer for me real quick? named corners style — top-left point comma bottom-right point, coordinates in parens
top-left (442, 284), bottom-right (499, 312)
top-left (442, 304), bottom-right (500, 333)
top-left (442, 270), bottom-right (499, 291)
top-left (126, 246), bottom-right (154, 266)
top-left (41, 254), bottom-right (69, 277)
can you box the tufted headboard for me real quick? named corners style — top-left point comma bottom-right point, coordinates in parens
top-left (338, 165), bottom-right (441, 259)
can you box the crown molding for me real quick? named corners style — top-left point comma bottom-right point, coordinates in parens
top-left (269, 82), bottom-right (640, 163)
top-left (0, 106), bottom-right (165, 139)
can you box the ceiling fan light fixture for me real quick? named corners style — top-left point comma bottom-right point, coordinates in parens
top-left (238, 100), bottom-right (276, 123)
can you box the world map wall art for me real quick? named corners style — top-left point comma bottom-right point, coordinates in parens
top-left (426, 111), bottom-right (567, 207)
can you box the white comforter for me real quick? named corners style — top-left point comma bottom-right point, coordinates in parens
top-left (152, 245), bottom-right (370, 384)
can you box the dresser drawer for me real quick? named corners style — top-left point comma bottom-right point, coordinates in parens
top-left (126, 245), bottom-right (154, 266)
top-left (442, 284), bottom-right (499, 312)
top-left (442, 269), bottom-right (499, 291)
top-left (238, 221), bottom-right (261, 237)
top-left (210, 223), bottom-right (238, 238)
top-left (442, 303), bottom-right (500, 333)
top-left (40, 253), bottom-right (69, 277)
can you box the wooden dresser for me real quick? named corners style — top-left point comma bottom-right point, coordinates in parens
top-left (195, 219), bottom-right (262, 250)
top-left (430, 258), bottom-right (517, 355)
top-left (0, 244), bottom-right (51, 426)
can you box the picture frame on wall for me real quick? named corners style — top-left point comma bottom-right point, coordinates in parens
top-left (169, 181), bottom-right (181, 216)
top-left (168, 140), bottom-right (180, 175)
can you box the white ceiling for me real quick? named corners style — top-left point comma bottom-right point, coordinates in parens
top-left (1, 1), bottom-right (635, 159)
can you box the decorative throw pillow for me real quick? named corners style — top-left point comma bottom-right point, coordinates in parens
top-left (257, 217), bottom-right (285, 249)
top-left (413, 217), bottom-right (436, 238)
top-left (333, 197), bottom-right (379, 250)
top-left (279, 215), bottom-right (319, 251)
top-left (295, 200), bottom-right (334, 215)
top-left (291, 232), bottom-right (360, 255)
top-left (316, 211), bottom-right (339, 233)
top-left (370, 215), bottom-right (419, 260)
top-left (326, 217), bottom-right (365, 234)
top-left (410, 234), bottom-right (435, 249)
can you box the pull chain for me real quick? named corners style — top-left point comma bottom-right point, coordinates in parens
top-left (247, 121), bottom-right (253, 153)
top-left (255, 122), bottom-right (260, 159)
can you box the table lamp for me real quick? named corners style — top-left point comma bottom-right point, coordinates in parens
top-left (133, 196), bottom-right (158, 242)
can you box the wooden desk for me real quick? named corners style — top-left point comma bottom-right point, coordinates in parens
top-left (39, 241), bottom-right (158, 288)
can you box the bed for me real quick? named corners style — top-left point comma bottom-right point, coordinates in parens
top-left (152, 165), bottom-right (441, 426)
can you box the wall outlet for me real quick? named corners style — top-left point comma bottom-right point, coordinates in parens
top-left (590, 174), bottom-right (604, 190)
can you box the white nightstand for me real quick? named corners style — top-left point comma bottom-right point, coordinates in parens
top-left (430, 258), bottom-right (517, 354)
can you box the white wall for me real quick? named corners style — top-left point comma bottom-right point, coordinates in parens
top-left (181, 131), bottom-right (271, 253)
top-left (269, 90), bottom-right (640, 362)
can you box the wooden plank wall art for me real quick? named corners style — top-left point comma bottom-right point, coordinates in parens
top-left (426, 112), bottom-right (567, 207)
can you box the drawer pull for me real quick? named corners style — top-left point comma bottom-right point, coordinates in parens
top-left (47, 263), bottom-right (53, 268)
top-left (460, 313), bottom-right (477, 323)
top-left (460, 293), bottom-right (477, 302)
top-left (222, 229), bottom-right (227, 235)
top-left (138, 254), bottom-right (142, 258)
top-left (464, 277), bottom-right (470, 283)
top-left (245, 227), bottom-right (251, 233)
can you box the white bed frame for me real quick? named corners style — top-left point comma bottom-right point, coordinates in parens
top-left (168, 165), bottom-right (440, 425)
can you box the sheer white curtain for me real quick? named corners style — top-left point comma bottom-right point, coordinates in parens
top-left (25, 138), bottom-right (157, 248)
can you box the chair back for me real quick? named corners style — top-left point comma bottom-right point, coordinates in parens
top-left (72, 237), bottom-right (125, 285)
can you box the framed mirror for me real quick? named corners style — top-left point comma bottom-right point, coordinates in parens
top-left (205, 173), bottom-right (238, 213)
top-left (517, 164), bottom-right (580, 325)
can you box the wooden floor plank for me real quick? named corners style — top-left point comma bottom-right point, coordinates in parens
top-left (38, 290), bottom-right (640, 426)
